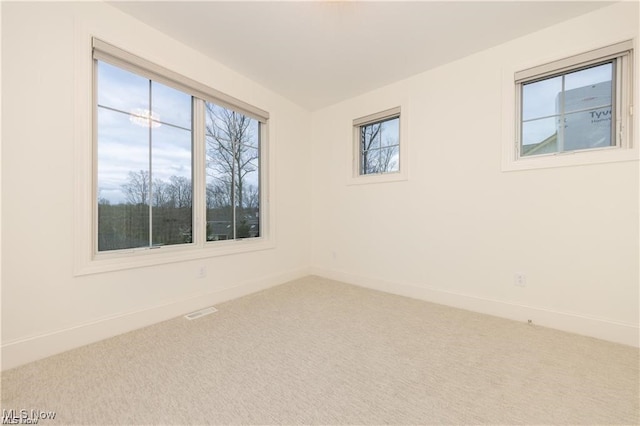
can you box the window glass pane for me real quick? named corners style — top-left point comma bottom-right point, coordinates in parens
top-left (564, 79), bottom-right (612, 116)
top-left (560, 65), bottom-right (613, 154)
top-left (361, 122), bottom-right (382, 152)
top-left (236, 146), bottom-right (260, 238)
top-left (563, 108), bottom-right (612, 151)
top-left (359, 116), bottom-right (400, 175)
top-left (97, 204), bottom-right (149, 251)
top-left (97, 61), bottom-right (149, 114)
top-left (381, 117), bottom-right (400, 147)
top-left (361, 148), bottom-right (379, 174)
top-left (521, 117), bottom-right (557, 157)
top-left (564, 62), bottom-right (612, 91)
top-left (97, 107), bottom-right (150, 251)
top-left (151, 125), bottom-right (192, 184)
top-left (520, 62), bottom-right (615, 157)
top-left (380, 146), bottom-right (400, 173)
top-left (151, 125), bottom-right (193, 246)
top-left (96, 60), bottom-right (194, 252)
top-left (205, 102), bottom-right (260, 241)
top-left (522, 76), bottom-right (562, 121)
top-left (362, 147), bottom-right (400, 174)
top-left (97, 108), bottom-right (150, 204)
top-left (151, 81), bottom-right (192, 129)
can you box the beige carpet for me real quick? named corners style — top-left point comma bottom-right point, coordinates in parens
top-left (1, 276), bottom-right (638, 425)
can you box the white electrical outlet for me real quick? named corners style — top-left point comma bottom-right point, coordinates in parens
top-left (514, 273), bottom-right (526, 287)
top-left (198, 266), bottom-right (207, 279)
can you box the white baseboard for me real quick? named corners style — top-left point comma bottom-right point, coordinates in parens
top-left (1, 267), bottom-right (310, 371)
top-left (310, 267), bottom-right (639, 348)
top-left (4, 266), bottom-right (635, 371)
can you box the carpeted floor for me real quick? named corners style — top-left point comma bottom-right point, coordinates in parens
top-left (1, 276), bottom-right (639, 425)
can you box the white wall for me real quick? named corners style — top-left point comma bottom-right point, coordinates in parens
top-left (1, 2), bottom-right (311, 369)
top-left (310, 2), bottom-right (639, 347)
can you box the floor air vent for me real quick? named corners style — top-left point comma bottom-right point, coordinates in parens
top-left (184, 306), bottom-right (218, 320)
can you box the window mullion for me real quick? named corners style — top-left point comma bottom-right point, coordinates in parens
top-left (613, 58), bottom-right (622, 146)
top-left (231, 138), bottom-right (237, 239)
top-left (148, 79), bottom-right (154, 247)
top-left (192, 98), bottom-right (206, 247)
top-left (558, 75), bottom-right (565, 153)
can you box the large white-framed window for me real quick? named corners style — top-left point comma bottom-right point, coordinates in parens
top-left (75, 38), bottom-right (272, 275)
top-left (503, 40), bottom-right (636, 171)
top-left (350, 106), bottom-right (408, 184)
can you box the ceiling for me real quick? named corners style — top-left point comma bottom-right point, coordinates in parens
top-left (109, 1), bottom-right (614, 111)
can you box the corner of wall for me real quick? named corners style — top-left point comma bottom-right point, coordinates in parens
top-left (309, 267), bottom-right (639, 348)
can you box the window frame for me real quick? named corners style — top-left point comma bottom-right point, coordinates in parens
top-left (349, 106), bottom-right (408, 185)
top-left (502, 40), bottom-right (636, 171)
top-left (74, 37), bottom-right (274, 275)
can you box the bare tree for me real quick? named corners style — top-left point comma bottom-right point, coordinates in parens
top-left (242, 184), bottom-right (259, 211)
top-left (97, 188), bottom-right (110, 206)
top-left (361, 123), bottom-right (381, 174)
top-left (152, 179), bottom-right (170, 207)
top-left (205, 104), bottom-right (258, 214)
top-left (360, 123), bottom-right (397, 174)
top-left (168, 176), bottom-right (192, 208)
top-left (122, 170), bottom-right (149, 205)
top-left (378, 143), bottom-right (397, 173)
top-left (206, 181), bottom-right (230, 210)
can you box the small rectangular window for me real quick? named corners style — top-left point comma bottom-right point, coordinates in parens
top-left (354, 107), bottom-right (401, 177)
top-left (515, 41), bottom-right (633, 160)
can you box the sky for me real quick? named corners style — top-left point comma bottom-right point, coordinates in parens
top-left (97, 61), bottom-right (259, 205)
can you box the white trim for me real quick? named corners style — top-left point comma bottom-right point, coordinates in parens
top-left (1, 267), bottom-right (311, 371)
top-left (5, 264), bottom-right (635, 370)
top-left (74, 20), bottom-right (95, 276)
top-left (515, 40), bottom-right (633, 82)
top-left (193, 99), bottom-right (207, 247)
top-left (93, 38), bottom-right (269, 122)
top-left (0, 3), bottom-right (4, 375)
top-left (309, 267), bottom-right (640, 348)
top-left (79, 239), bottom-right (276, 276)
top-left (353, 106), bottom-right (401, 127)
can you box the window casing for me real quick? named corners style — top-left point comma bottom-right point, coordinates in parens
top-left (510, 40), bottom-right (634, 168)
top-left (351, 107), bottom-right (406, 184)
top-left (83, 38), bottom-right (271, 272)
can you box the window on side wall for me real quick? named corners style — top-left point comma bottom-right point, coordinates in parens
top-left (89, 38), bottom-right (269, 271)
top-left (514, 40), bottom-right (633, 163)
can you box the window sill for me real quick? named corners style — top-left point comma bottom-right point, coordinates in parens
top-left (347, 171), bottom-right (408, 186)
top-left (501, 145), bottom-right (639, 172)
top-left (74, 238), bottom-right (275, 276)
